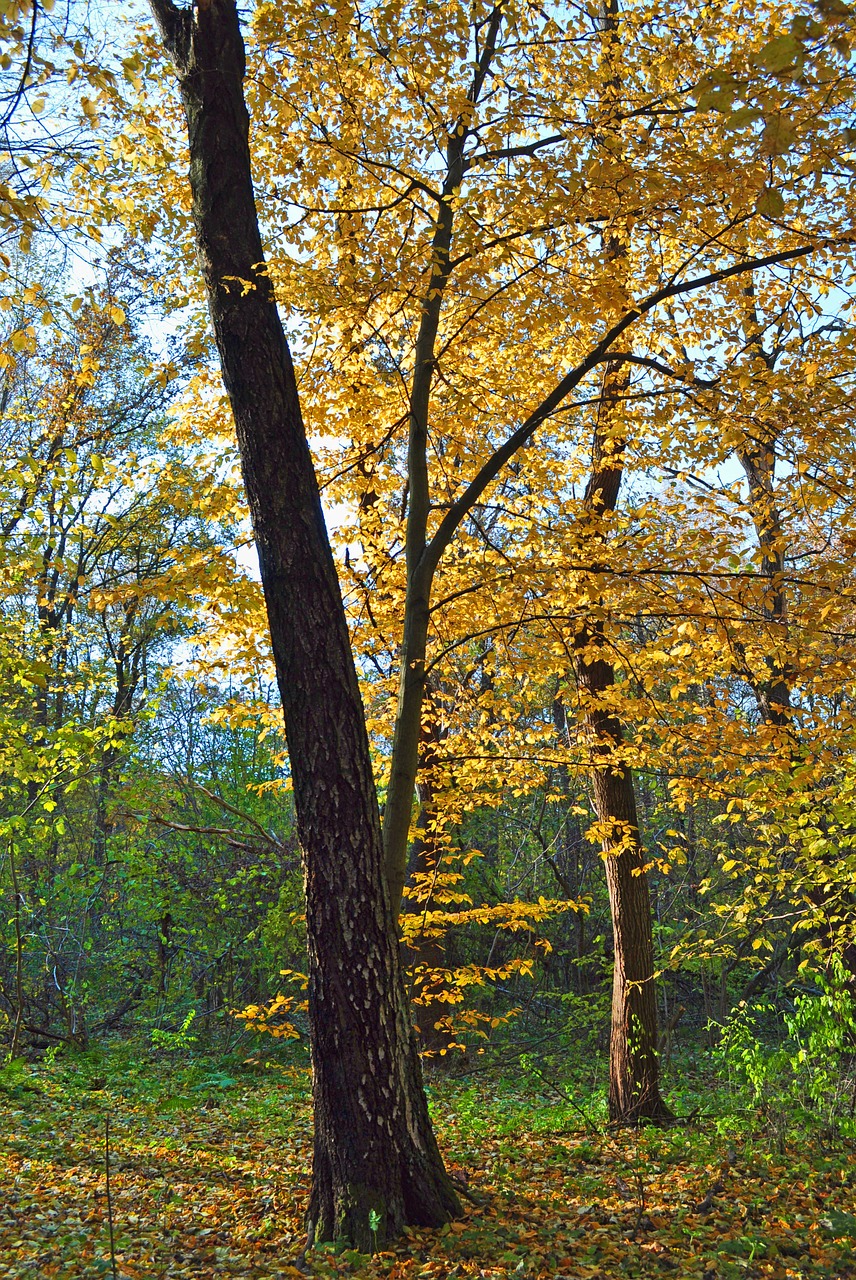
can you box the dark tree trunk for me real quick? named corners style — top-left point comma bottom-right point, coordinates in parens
top-left (149, 0), bottom-right (459, 1248)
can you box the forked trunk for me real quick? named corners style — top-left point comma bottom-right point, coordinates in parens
top-left (149, 0), bottom-right (460, 1247)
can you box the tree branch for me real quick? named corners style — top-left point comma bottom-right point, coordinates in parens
top-left (148, 0), bottom-right (193, 70)
top-left (609, 352), bottom-right (719, 388)
top-left (469, 132), bottom-right (566, 164)
top-left (423, 240), bottom-right (822, 576)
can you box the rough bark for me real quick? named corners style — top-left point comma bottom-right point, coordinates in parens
top-left (149, 0), bottom-right (460, 1248)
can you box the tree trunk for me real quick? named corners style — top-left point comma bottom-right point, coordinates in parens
top-left (405, 708), bottom-right (454, 1058)
top-left (149, 0), bottom-right (459, 1248)
top-left (735, 439), bottom-right (792, 727)
top-left (733, 334), bottom-right (856, 975)
top-left (574, 635), bottom-right (673, 1122)
top-left (381, 7), bottom-right (505, 919)
top-left (570, 0), bottom-right (672, 1127)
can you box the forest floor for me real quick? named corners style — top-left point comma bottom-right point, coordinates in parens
top-left (1, 1044), bottom-right (855, 1280)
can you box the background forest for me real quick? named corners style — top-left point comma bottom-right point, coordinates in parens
top-left (2, 0), bottom-right (856, 1274)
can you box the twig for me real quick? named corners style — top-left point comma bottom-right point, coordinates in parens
top-left (525, 1061), bottom-right (601, 1134)
top-left (454, 1181), bottom-right (492, 1208)
top-left (105, 1114), bottom-right (118, 1280)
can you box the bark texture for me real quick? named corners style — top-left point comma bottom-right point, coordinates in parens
top-left (149, 0), bottom-right (460, 1247)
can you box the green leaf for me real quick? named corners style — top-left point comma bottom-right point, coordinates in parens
top-left (761, 115), bottom-right (798, 156)
top-left (755, 34), bottom-right (803, 74)
top-left (727, 106), bottom-right (763, 129)
top-left (696, 85), bottom-right (737, 112)
top-left (791, 15), bottom-right (824, 39)
top-left (755, 187), bottom-right (785, 216)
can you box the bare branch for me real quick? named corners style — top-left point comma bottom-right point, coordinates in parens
top-left (469, 132), bottom-right (565, 164)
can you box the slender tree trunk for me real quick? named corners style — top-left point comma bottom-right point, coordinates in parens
top-left (149, 0), bottom-right (459, 1248)
top-left (574, 372), bottom-right (673, 1121)
top-left (378, 177), bottom-right (454, 917)
top-left (572, 375), bottom-right (671, 1119)
top-left (570, 0), bottom-right (672, 1127)
top-left (381, 7), bottom-right (505, 919)
top-left (734, 359), bottom-right (856, 975)
top-left (735, 436), bottom-right (792, 727)
top-left (574, 633), bottom-right (672, 1121)
top-left (380, 121), bottom-right (463, 916)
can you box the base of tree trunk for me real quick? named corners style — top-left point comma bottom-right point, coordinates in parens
top-left (607, 1092), bottom-right (676, 1127)
top-left (307, 1125), bottom-right (461, 1251)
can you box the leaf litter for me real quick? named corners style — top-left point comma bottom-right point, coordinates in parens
top-left (1, 1057), bottom-right (855, 1280)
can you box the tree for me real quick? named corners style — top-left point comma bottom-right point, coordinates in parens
top-left (148, 0), bottom-right (460, 1249)
top-left (122, 0), bottom-right (856, 1134)
top-left (0, 261), bottom-right (264, 1052)
top-left (224, 0), bottom-right (851, 1123)
top-left (562, 0), bottom-right (673, 1123)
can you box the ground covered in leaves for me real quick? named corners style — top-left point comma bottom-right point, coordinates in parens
top-left (1, 1046), bottom-right (855, 1280)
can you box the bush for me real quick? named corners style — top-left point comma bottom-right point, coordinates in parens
top-left (714, 957), bottom-right (856, 1142)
